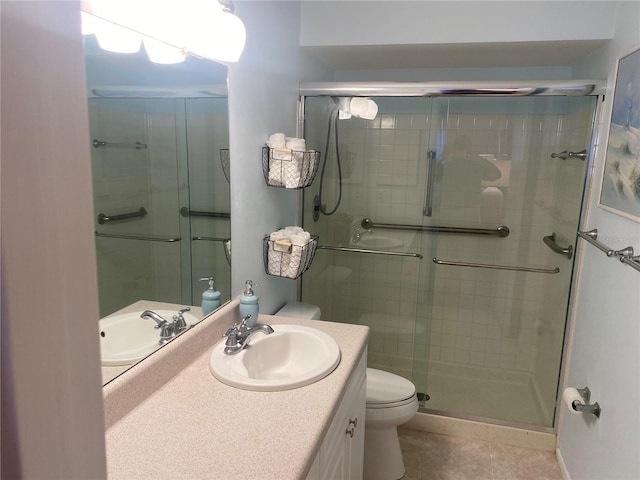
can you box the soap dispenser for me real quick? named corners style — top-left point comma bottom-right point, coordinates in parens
top-left (239, 280), bottom-right (259, 328)
top-left (199, 277), bottom-right (221, 316)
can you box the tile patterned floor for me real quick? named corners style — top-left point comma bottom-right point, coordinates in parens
top-left (398, 428), bottom-right (563, 480)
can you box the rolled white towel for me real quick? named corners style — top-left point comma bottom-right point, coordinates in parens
top-left (284, 226), bottom-right (304, 233)
top-left (267, 133), bottom-right (286, 148)
top-left (270, 229), bottom-right (289, 241)
top-left (288, 231), bottom-right (311, 246)
top-left (285, 137), bottom-right (306, 151)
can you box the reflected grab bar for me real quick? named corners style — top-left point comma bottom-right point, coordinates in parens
top-left (317, 245), bottom-right (423, 259)
top-left (92, 138), bottom-right (147, 150)
top-left (432, 257), bottom-right (559, 274)
top-left (361, 218), bottom-right (509, 237)
top-left (192, 236), bottom-right (230, 242)
top-left (97, 207), bottom-right (147, 225)
top-left (543, 232), bottom-right (573, 259)
top-left (180, 207), bottom-right (230, 219)
top-left (95, 232), bottom-right (180, 243)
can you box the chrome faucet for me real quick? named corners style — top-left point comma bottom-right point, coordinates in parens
top-left (223, 315), bottom-right (274, 355)
top-left (141, 307), bottom-right (191, 345)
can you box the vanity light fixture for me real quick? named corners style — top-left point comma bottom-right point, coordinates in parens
top-left (80, 0), bottom-right (246, 63)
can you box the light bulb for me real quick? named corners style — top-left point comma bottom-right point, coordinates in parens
top-left (143, 37), bottom-right (186, 64)
top-left (95, 21), bottom-right (142, 53)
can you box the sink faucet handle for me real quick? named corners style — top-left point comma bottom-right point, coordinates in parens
top-left (178, 307), bottom-right (191, 315)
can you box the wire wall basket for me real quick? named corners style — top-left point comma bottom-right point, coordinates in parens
top-left (262, 146), bottom-right (320, 189)
top-left (220, 149), bottom-right (230, 183)
top-left (263, 235), bottom-right (319, 279)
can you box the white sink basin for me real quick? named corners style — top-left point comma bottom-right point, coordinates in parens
top-left (209, 324), bottom-right (341, 391)
top-left (354, 235), bottom-right (404, 250)
top-left (99, 309), bottom-right (199, 366)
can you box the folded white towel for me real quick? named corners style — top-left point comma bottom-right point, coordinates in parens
top-left (267, 133), bottom-right (286, 148)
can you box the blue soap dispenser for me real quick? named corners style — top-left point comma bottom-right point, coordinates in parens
top-left (199, 277), bottom-right (221, 316)
top-left (239, 280), bottom-right (259, 328)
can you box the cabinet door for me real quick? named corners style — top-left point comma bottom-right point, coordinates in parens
top-left (344, 370), bottom-right (366, 480)
top-left (312, 348), bottom-right (367, 480)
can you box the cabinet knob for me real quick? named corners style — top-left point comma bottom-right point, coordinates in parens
top-left (348, 418), bottom-right (357, 428)
top-left (345, 427), bottom-right (355, 438)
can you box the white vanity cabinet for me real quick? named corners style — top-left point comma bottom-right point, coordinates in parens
top-left (306, 349), bottom-right (366, 480)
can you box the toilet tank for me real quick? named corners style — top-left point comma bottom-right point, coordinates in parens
top-left (275, 302), bottom-right (321, 320)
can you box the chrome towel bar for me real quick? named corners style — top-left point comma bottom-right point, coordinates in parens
top-left (317, 245), bottom-right (423, 259)
top-left (92, 138), bottom-right (147, 150)
top-left (432, 257), bottom-right (560, 274)
top-left (97, 207), bottom-right (147, 225)
top-left (543, 232), bottom-right (573, 259)
top-left (180, 207), bottom-right (230, 219)
top-left (578, 229), bottom-right (640, 273)
top-left (361, 218), bottom-right (509, 237)
top-left (95, 232), bottom-right (180, 243)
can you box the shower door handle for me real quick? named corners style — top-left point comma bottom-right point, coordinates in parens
top-left (423, 149), bottom-right (436, 216)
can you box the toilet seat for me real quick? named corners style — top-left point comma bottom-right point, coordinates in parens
top-left (366, 368), bottom-right (416, 408)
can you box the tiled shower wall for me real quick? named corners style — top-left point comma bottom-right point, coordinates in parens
top-left (90, 98), bottom-right (230, 318)
top-left (302, 96), bottom-right (595, 426)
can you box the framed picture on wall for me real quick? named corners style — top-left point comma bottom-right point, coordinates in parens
top-left (599, 46), bottom-right (640, 222)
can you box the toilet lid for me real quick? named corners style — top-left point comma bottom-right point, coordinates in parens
top-left (366, 368), bottom-right (416, 405)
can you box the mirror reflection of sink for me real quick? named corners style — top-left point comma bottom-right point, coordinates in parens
top-left (99, 310), bottom-right (199, 366)
top-left (209, 324), bottom-right (341, 391)
top-left (353, 235), bottom-right (404, 250)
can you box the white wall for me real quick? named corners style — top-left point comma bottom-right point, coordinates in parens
top-left (228, 1), bottom-right (331, 313)
top-left (300, 1), bottom-right (615, 47)
top-left (557, 2), bottom-right (640, 479)
top-left (0, 1), bottom-right (107, 477)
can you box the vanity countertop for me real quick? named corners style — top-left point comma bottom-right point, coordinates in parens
top-left (104, 307), bottom-right (369, 480)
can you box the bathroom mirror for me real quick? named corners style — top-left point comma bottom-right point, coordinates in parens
top-left (83, 34), bottom-right (231, 384)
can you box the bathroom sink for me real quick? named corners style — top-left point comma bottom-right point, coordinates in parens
top-left (353, 235), bottom-right (404, 250)
top-left (99, 309), bottom-right (199, 366)
top-left (209, 324), bottom-right (341, 391)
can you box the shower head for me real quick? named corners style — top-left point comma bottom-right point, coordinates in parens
top-left (331, 96), bottom-right (378, 120)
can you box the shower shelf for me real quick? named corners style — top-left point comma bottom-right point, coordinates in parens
top-left (262, 146), bottom-right (320, 189)
top-left (263, 235), bottom-right (319, 279)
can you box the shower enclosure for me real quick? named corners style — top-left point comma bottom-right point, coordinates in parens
top-left (89, 97), bottom-right (230, 318)
top-left (300, 87), bottom-right (597, 429)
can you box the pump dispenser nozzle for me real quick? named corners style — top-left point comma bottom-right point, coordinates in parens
top-left (199, 276), bottom-right (221, 316)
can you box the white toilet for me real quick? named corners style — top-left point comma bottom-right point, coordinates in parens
top-left (276, 303), bottom-right (419, 480)
top-left (364, 368), bottom-right (418, 480)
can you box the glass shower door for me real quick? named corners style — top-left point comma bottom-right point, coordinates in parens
top-left (413, 95), bottom-right (597, 427)
top-left (301, 93), bottom-right (597, 429)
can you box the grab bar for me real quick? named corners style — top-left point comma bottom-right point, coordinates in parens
top-left (432, 257), bottom-right (560, 274)
top-left (95, 232), bottom-right (180, 243)
top-left (317, 245), bottom-right (423, 259)
top-left (92, 138), bottom-right (147, 150)
top-left (578, 229), bottom-right (640, 273)
top-left (192, 236), bottom-right (230, 242)
top-left (97, 207), bottom-right (147, 225)
top-left (361, 218), bottom-right (509, 237)
top-left (422, 149), bottom-right (436, 217)
top-left (543, 232), bottom-right (573, 259)
top-left (550, 149), bottom-right (587, 161)
top-left (180, 207), bottom-right (230, 219)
